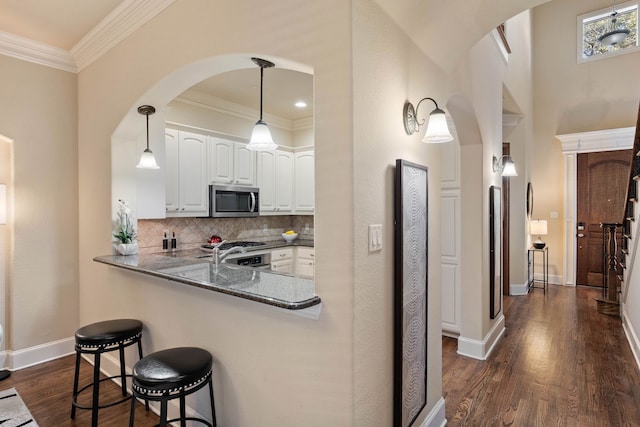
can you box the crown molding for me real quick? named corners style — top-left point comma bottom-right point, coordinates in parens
top-left (557, 127), bottom-right (635, 153)
top-left (0, 0), bottom-right (175, 73)
top-left (72, 0), bottom-right (176, 72)
top-left (175, 90), bottom-right (305, 132)
top-left (0, 30), bottom-right (76, 72)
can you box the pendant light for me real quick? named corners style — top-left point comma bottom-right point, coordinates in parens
top-left (136, 105), bottom-right (160, 169)
top-left (598, 0), bottom-right (630, 46)
top-left (247, 57), bottom-right (277, 151)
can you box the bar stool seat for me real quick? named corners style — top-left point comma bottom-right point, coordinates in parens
top-left (71, 319), bottom-right (144, 427)
top-left (130, 347), bottom-right (217, 427)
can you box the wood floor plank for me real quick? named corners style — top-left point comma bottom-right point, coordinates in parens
top-left (443, 285), bottom-right (640, 426)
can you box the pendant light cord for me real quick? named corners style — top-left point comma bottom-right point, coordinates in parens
top-left (259, 65), bottom-right (264, 122)
top-left (145, 112), bottom-right (150, 150)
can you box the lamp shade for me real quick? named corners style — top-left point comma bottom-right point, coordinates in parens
top-left (422, 109), bottom-right (453, 143)
top-left (501, 156), bottom-right (518, 177)
top-left (247, 120), bottom-right (277, 151)
top-left (530, 220), bottom-right (548, 236)
top-left (0, 184), bottom-right (6, 225)
top-left (136, 149), bottom-right (160, 169)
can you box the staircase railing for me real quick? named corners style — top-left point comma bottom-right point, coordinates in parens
top-left (619, 102), bottom-right (640, 304)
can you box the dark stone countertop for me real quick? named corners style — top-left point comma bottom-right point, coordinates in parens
top-left (93, 246), bottom-right (320, 313)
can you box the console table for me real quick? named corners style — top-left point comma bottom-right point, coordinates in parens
top-left (527, 247), bottom-right (548, 294)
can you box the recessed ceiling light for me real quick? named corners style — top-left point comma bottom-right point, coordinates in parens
top-left (295, 101), bottom-right (307, 108)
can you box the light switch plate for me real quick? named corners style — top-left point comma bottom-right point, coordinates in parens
top-left (369, 224), bottom-right (383, 252)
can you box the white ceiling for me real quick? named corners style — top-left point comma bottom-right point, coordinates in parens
top-left (0, 0), bottom-right (313, 121)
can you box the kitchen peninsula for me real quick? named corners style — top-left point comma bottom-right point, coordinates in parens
top-left (94, 242), bottom-right (320, 316)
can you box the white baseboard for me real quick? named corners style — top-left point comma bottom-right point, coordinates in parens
top-left (510, 283), bottom-right (529, 296)
top-left (418, 396), bottom-right (446, 427)
top-left (622, 307), bottom-right (640, 372)
top-left (457, 314), bottom-right (505, 360)
top-left (534, 273), bottom-right (563, 285)
top-left (7, 336), bottom-right (75, 371)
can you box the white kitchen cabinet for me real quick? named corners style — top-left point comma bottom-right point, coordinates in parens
top-left (294, 150), bottom-right (314, 213)
top-left (257, 150), bottom-right (293, 214)
top-left (165, 129), bottom-right (208, 217)
top-left (295, 247), bottom-right (315, 278)
top-left (271, 247), bottom-right (294, 274)
top-left (208, 137), bottom-right (255, 186)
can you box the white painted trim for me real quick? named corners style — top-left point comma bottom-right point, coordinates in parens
top-left (6, 336), bottom-right (75, 371)
top-left (0, 30), bottom-right (76, 72)
top-left (622, 308), bottom-right (640, 372)
top-left (418, 397), bottom-right (447, 427)
top-left (558, 128), bottom-right (634, 287)
top-left (457, 314), bottom-right (505, 360)
top-left (510, 282), bottom-right (529, 296)
top-left (0, 0), bottom-right (175, 73)
top-left (72, 0), bottom-right (176, 71)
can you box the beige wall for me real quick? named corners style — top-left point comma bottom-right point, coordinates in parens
top-left (0, 54), bottom-right (78, 352)
top-left (79, 1), bottom-right (354, 425)
top-left (533, 0), bottom-right (640, 281)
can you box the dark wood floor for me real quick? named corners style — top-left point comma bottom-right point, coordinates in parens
top-left (1, 286), bottom-right (638, 426)
top-left (0, 355), bottom-right (158, 426)
top-left (443, 285), bottom-right (640, 426)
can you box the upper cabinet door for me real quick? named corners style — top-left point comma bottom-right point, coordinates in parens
top-left (208, 138), bottom-right (234, 185)
top-left (234, 143), bottom-right (256, 186)
top-left (275, 150), bottom-right (294, 212)
top-left (256, 150), bottom-right (276, 212)
top-left (178, 131), bottom-right (207, 213)
top-left (294, 151), bottom-right (314, 213)
top-left (164, 129), bottom-right (180, 213)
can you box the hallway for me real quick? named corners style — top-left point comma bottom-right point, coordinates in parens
top-left (443, 286), bottom-right (640, 426)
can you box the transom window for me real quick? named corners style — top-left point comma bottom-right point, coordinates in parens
top-left (578, 0), bottom-right (639, 63)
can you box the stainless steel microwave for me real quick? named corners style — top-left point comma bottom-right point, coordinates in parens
top-left (208, 185), bottom-right (259, 218)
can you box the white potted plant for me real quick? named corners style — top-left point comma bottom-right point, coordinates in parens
top-left (113, 199), bottom-right (138, 255)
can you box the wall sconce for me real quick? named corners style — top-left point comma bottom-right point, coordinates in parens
top-left (492, 155), bottom-right (517, 177)
top-left (403, 97), bottom-right (453, 143)
top-left (0, 184), bottom-right (5, 225)
top-left (136, 105), bottom-right (160, 169)
top-left (530, 219), bottom-right (548, 249)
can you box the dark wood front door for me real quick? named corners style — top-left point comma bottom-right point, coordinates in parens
top-left (576, 150), bottom-right (631, 286)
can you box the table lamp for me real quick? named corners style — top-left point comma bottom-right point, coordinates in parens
top-left (530, 219), bottom-right (548, 249)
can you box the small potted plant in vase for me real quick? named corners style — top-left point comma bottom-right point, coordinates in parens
top-left (113, 199), bottom-right (138, 255)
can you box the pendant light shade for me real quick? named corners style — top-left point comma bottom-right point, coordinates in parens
top-left (247, 57), bottom-right (277, 151)
top-left (136, 105), bottom-right (160, 169)
top-left (598, 0), bottom-right (630, 46)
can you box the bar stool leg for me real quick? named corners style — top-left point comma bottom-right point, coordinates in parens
top-left (209, 378), bottom-right (217, 427)
top-left (129, 392), bottom-right (136, 427)
top-left (70, 351), bottom-right (81, 419)
top-left (159, 400), bottom-right (168, 427)
top-left (180, 395), bottom-right (186, 427)
top-left (136, 339), bottom-right (149, 412)
top-left (119, 345), bottom-right (127, 396)
top-left (91, 352), bottom-right (101, 427)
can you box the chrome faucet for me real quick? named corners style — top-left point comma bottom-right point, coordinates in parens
top-left (212, 241), bottom-right (246, 266)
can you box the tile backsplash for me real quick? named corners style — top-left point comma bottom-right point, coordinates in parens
top-left (138, 215), bottom-right (314, 253)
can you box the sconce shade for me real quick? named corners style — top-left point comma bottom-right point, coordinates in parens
top-left (404, 97), bottom-right (453, 143)
top-left (0, 184), bottom-right (6, 225)
top-left (422, 108), bottom-right (454, 143)
top-left (247, 57), bottom-right (277, 151)
top-left (493, 155), bottom-right (517, 176)
top-left (136, 105), bottom-right (160, 170)
top-left (501, 156), bottom-right (517, 176)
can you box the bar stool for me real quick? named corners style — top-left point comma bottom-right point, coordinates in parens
top-left (129, 347), bottom-right (217, 427)
top-left (71, 319), bottom-right (145, 426)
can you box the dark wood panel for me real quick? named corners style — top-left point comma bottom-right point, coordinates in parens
top-left (443, 286), bottom-right (640, 425)
top-left (577, 150), bottom-right (632, 286)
